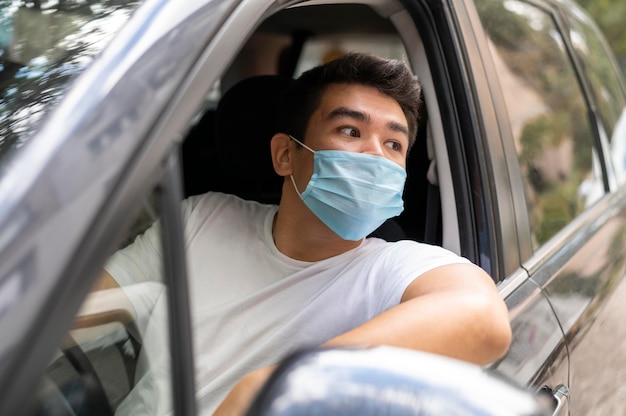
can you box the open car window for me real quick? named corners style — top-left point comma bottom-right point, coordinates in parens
top-left (182, 2), bottom-right (453, 250)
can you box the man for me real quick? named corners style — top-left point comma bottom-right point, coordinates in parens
top-left (105, 53), bottom-right (511, 415)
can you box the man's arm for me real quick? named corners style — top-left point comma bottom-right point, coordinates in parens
top-left (324, 263), bottom-right (511, 364)
top-left (214, 263), bottom-right (512, 415)
top-left (91, 270), bottom-right (120, 291)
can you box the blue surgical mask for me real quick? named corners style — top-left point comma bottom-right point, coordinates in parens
top-left (289, 135), bottom-right (406, 241)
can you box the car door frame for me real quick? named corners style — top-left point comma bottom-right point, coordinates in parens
top-left (453, 0), bottom-right (626, 413)
top-left (405, 0), bottom-right (574, 401)
top-left (0, 0), bottom-right (243, 413)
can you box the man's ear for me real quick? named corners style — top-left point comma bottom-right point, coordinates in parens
top-left (270, 133), bottom-right (293, 177)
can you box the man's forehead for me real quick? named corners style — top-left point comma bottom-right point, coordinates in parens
top-left (317, 86), bottom-right (408, 133)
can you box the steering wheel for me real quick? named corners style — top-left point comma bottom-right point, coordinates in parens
top-left (61, 336), bottom-right (114, 416)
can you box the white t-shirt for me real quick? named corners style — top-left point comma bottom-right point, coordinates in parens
top-left (106, 192), bottom-right (470, 415)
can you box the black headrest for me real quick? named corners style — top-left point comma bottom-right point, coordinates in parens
top-left (213, 75), bottom-right (293, 204)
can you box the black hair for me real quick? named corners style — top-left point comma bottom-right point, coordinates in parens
top-left (277, 53), bottom-right (422, 149)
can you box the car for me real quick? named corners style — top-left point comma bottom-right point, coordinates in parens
top-left (1, 0), bottom-right (625, 414)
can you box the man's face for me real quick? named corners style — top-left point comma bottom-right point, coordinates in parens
top-left (302, 83), bottom-right (410, 166)
top-left (289, 83), bottom-right (409, 194)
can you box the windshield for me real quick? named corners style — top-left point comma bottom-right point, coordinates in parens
top-left (0, 0), bottom-right (142, 165)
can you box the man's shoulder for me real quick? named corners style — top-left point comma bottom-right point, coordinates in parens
top-left (361, 238), bottom-right (443, 252)
top-left (185, 191), bottom-right (276, 213)
top-left (182, 192), bottom-right (278, 233)
top-left (185, 191), bottom-right (243, 207)
top-left (360, 238), bottom-right (469, 264)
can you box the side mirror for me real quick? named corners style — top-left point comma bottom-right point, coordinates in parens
top-left (247, 346), bottom-right (551, 415)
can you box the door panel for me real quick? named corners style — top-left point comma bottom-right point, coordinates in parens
top-left (536, 196), bottom-right (626, 414)
top-left (490, 274), bottom-right (568, 392)
top-left (448, 0), bottom-right (571, 404)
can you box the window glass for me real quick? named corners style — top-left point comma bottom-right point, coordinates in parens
top-left (564, 7), bottom-right (625, 140)
top-left (34, 191), bottom-right (173, 415)
top-left (564, 7), bottom-right (626, 184)
top-left (476, 0), bottom-right (602, 248)
top-left (0, 0), bottom-right (141, 164)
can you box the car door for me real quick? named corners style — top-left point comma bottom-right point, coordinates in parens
top-left (535, 2), bottom-right (626, 414)
top-left (0, 0), bottom-right (240, 414)
top-left (466, 0), bottom-right (626, 414)
top-left (411, 0), bottom-right (572, 411)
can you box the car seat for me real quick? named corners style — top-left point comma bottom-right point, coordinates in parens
top-left (183, 75), bottom-right (292, 203)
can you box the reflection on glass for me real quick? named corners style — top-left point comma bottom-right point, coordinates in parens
top-left (565, 6), bottom-right (625, 139)
top-left (476, 0), bottom-right (602, 248)
top-left (563, 7), bottom-right (626, 185)
top-left (33, 191), bottom-right (173, 415)
top-left (0, 0), bottom-right (141, 164)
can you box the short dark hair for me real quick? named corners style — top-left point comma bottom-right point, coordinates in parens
top-left (277, 53), bottom-right (422, 149)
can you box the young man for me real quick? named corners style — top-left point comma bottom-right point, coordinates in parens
top-left (210, 52), bottom-right (511, 414)
top-left (105, 53), bottom-right (511, 415)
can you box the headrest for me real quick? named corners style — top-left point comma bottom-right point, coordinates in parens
top-left (214, 75), bottom-right (293, 204)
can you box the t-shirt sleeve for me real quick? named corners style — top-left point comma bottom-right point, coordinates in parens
top-left (103, 193), bottom-right (218, 287)
top-left (104, 220), bottom-right (163, 287)
top-left (372, 241), bottom-right (472, 312)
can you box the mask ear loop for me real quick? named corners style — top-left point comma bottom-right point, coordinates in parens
top-left (290, 175), bottom-right (302, 196)
top-left (289, 135), bottom-right (316, 153)
top-left (288, 134), bottom-right (315, 197)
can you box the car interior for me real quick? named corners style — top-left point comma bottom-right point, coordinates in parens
top-left (182, 2), bottom-right (456, 249)
top-left (33, 1), bottom-right (463, 415)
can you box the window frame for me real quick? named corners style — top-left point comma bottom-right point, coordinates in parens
top-left (159, 150), bottom-right (197, 416)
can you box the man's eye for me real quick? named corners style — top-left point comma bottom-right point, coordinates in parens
top-left (385, 141), bottom-right (402, 152)
top-left (339, 127), bottom-right (359, 137)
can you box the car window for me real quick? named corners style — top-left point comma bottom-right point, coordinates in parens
top-left (0, 0), bottom-right (142, 165)
top-left (179, 2), bottom-right (463, 412)
top-left (475, 0), bottom-right (603, 249)
top-left (183, 4), bottom-right (440, 242)
top-left (33, 190), bottom-right (173, 416)
top-left (563, 6), bottom-right (626, 185)
top-left (182, 2), bottom-right (456, 247)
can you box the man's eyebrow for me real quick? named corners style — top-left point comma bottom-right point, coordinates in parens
top-left (387, 121), bottom-right (409, 137)
top-left (327, 107), bottom-right (370, 123)
top-left (326, 106), bottom-right (409, 137)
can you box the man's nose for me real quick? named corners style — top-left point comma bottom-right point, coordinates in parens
top-left (361, 137), bottom-right (385, 157)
